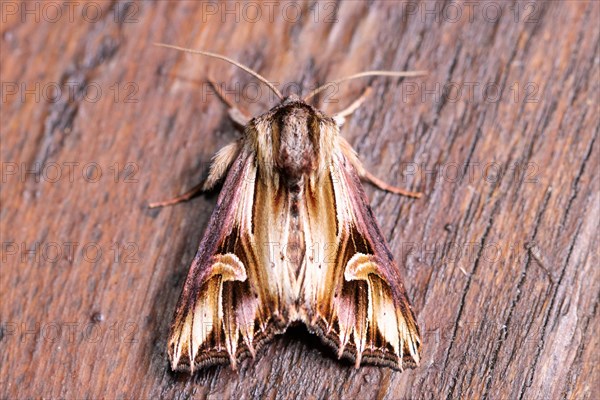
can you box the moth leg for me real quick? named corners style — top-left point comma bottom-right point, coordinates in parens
top-left (338, 137), bottom-right (422, 199)
top-left (148, 182), bottom-right (205, 208)
top-left (333, 87), bottom-right (373, 125)
top-left (208, 77), bottom-right (250, 126)
top-left (149, 141), bottom-right (241, 208)
top-left (361, 170), bottom-right (422, 198)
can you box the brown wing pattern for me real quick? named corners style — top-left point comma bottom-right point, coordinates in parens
top-left (168, 147), bottom-right (285, 372)
top-left (304, 138), bottom-right (421, 370)
top-left (168, 109), bottom-right (421, 372)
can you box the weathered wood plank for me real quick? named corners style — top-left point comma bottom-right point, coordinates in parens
top-left (1, 1), bottom-right (598, 399)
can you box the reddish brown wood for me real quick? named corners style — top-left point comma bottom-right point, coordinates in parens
top-left (1, 1), bottom-right (598, 399)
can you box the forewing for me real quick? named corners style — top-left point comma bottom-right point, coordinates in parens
top-left (303, 136), bottom-right (421, 370)
top-left (168, 147), bottom-right (285, 372)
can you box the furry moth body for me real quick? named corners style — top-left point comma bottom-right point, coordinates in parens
top-left (153, 44), bottom-right (424, 373)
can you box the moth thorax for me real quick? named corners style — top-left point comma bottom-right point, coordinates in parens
top-left (273, 105), bottom-right (320, 186)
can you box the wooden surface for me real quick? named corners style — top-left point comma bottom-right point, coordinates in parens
top-left (1, 1), bottom-right (598, 399)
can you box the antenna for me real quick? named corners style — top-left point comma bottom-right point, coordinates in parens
top-left (154, 43), bottom-right (283, 100)
top-left (304, 70), bottom-right (427, 102)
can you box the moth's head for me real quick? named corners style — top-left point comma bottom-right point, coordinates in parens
top-left (281, 93), bottom-right (301, 104)
top-left (249, 94), bottom-right (334, 185)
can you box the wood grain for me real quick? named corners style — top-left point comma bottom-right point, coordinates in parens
top-left (1, 1), bottom-right (598, 399)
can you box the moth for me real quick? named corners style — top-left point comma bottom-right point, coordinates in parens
top-left (151, 43), bottom-right (426, 373)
